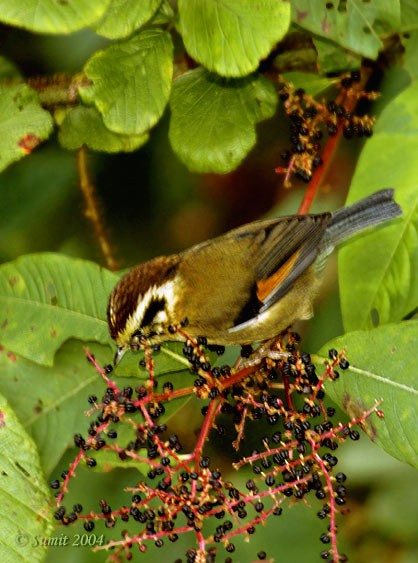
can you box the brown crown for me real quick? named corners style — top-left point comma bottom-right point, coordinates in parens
top-left (107, 255), bottom-right (179, 340)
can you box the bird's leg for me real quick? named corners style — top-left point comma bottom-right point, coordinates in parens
top-left (241, 335), bottom-right (290, 367)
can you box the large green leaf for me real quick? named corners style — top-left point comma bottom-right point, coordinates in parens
top-left (0, 393), bottom-right (53, 561)
top-left (402, 31), bottom-right (418, 80)
top-left (0, 0), bottom-right (111, 33)
top-left (339, 81), bottom-right (418, 332)
top-left (80, 28), bottom-right (173, 135)
top-left (0, 339), bottom-right (203, 475)
top-left (0, 336), bottom-right (197, 476)
top-left (0, 254), bottom-right (117, 366)
top-left (401, 0), bottom-right (418, 27)
top-left (177, 0), bottom-right (291, 77)
top-left (95, 0), bottom-right (162, 39)
top-left (292, 0), bottom-right (401, 59)
top-left (0, 84), bottom-right (53, 172)
top-left (58, 106), bottom-right (149, 152)
top-left (0, 340), bottom-right (107, 476)
top-left (169, 68), bottom-right (277, 173)
top-left (317, 322), bottom-right (418, 470)
top-left (399, 0), bottom-right (418, 81)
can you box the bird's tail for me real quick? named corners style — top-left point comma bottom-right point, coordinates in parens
top-left (322, 188), bottom-right (402, 250)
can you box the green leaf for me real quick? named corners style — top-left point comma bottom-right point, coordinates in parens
top-left (272, 45), bottom-right (318, 75)
top-left (281, 71), bottom-right (337, 96)
top-left (339, 81), bottom-right (418, 332)
top-left (177, 0), bottom-right (290, 77)
top-left (81, 28), bottom-right (173, 135)
top-left (0, 339), bottom-right (200, 475)
top-left (0, 253), bottom-right (118, 366)
top-left (292, 0), bottom-right (401, 59)
top-left (85, 441), bottom-right (150, 475)
top-left (169, 68), bottom-right (277, 173)
top-left (0, 55), bottom-right (21, 80)
top-left (95, 0), bottom-right (161, 39)
top-left (0, 149), bottom-right (77, 261)
top-left (0, 84), bottom-right (53, 172)
top-left (317, 322), bottom-right (418, 469)
top-left (58, 106), bottom-right (149, 152)
top-left (313, 36), bottom-right (361, 74)
top-left (401, 0), bottom-right (418, 28)
top-left (121, 341), bottom-right (201, 377)
top-left (0, 340), bottom-right (110, 475)
top-left (149, 0), bottom-right (175, 25)
top-left (77, 361), bottom-right (200, 474)
top-left (402, 31), bottom-right (418, 79)
top-left (0, 0), bottom-right (111, 33)
top-left (0, 392), bottom-right (53, 561)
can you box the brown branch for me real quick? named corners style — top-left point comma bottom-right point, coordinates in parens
top-left (76, 147), bottom-right (119, 271)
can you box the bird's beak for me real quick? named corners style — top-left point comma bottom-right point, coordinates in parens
top-left (113, 345), bottom-right (127, 366)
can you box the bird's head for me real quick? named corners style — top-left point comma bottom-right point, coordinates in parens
top-left (107, 256), bottom-right (180, 364)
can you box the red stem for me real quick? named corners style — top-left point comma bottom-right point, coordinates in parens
top-left (298, 73), bottom-right (370, 214)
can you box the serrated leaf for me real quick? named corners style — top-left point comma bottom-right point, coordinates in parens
top-left (0, 84), bottom-right (53, 172)
top-left (0, 253), bottom-right (118, 366)
top-left (292, 0), bottom-right (401, 59)
top-left (169, 68), bottom-right (277, 173)
top-left (80, 28), bottom-right (173, 135)
top-left (340, 81), bottom-right (418, 332)
top-left (0, 0), bottom-right (111, 33)
top-left (316, 322), bottom-right (418, 469)
top-left (58, 106), bottom-right (149, 152)
top-left (0, 338), bottom-right (199, 475)
top-left (0, 393), bottom-right (54, 561)
top-left (0, 340), bottom-right (110, 475)
top-left (178, 0), bottom-right (290, 77)
top-left (95, 0), bottom-right (161, 39)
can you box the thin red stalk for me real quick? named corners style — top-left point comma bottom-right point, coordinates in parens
top-left (282, 372), bottom-right (294, 410)
top-left (309, 438), bottom-right (340, 562)
top-left (85, 349), bottom-right (120, 392)
top-left (298, 127), bottom-right (343, 214)
top-left (298, 74), bottom-right (370, 214)
top-left (193, 398), bottom-right (222, 471)
top-left (218, 364), bottom-right (259, 392)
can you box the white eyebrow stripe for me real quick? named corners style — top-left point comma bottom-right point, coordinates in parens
top-left (123, 280), bottom-right (176, 340)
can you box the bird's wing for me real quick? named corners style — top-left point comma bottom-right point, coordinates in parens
top-left (181, 214), bottom-right (332, 331)
top-left (226, 214), bottom-right (332, 327)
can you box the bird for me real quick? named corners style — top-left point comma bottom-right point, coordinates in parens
top-left (107, 189), bottom-right (401, 365)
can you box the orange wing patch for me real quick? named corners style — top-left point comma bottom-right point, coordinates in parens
top-left (256, 249), bottom-right (301, 302)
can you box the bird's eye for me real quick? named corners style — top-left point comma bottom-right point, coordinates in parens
top-left (141, 298), bottom-right (167, 329)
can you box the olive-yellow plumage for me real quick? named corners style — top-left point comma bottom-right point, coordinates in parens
top-left (108, 189), bottom-right (401, 364)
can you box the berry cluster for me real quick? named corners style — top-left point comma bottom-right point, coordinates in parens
top-left (50, 331), bottom-right (380, 562)
top-left (276, 70), bottom-right (377, 186)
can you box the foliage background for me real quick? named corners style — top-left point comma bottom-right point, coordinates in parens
top-left (0, 1), bottom-right (417, 562)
